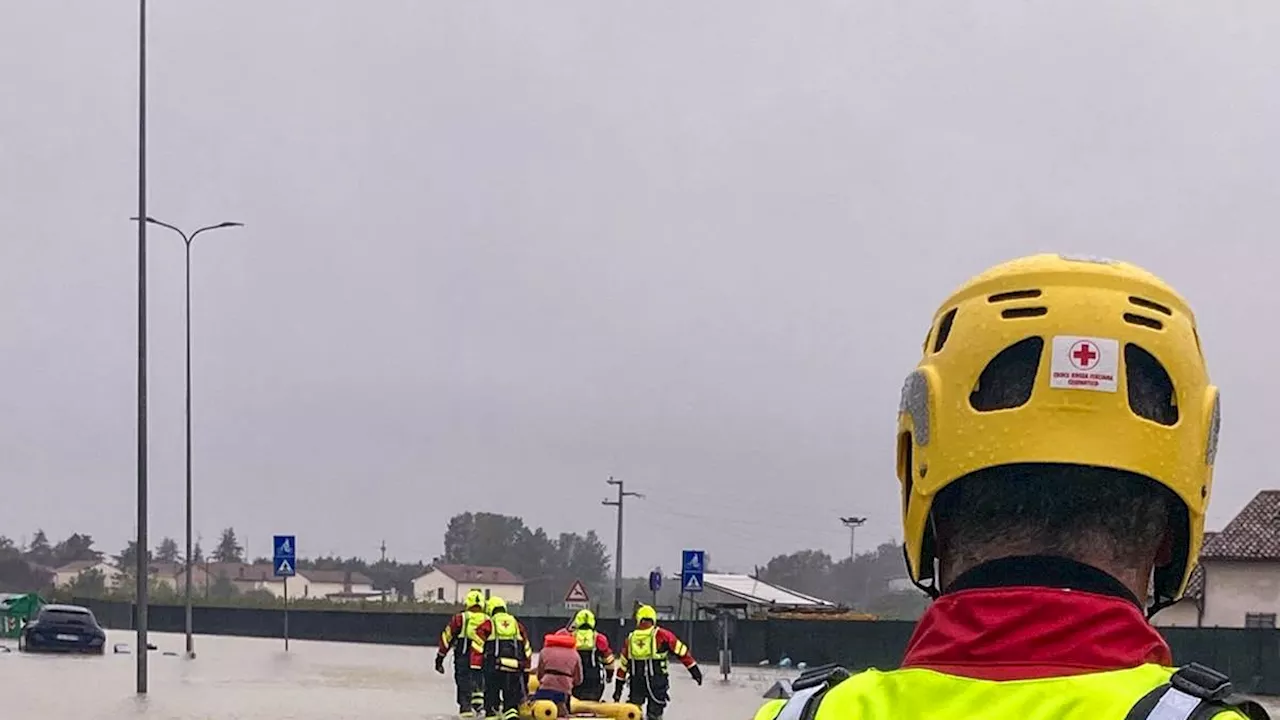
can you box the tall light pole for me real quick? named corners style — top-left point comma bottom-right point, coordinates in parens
top-left (131, 216), bottom-right (243, 660)
top-left (135, 0), bottom-right (150, 695)
top-left (840, 516), bottom-right (866, 562)
top-left (602, 477), bottom-right (642, 615)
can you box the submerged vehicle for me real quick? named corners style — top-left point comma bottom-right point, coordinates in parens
top-left (18, 604), bottom-right (107, 654)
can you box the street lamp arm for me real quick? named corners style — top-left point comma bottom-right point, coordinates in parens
top-left (130, 215), bottom-right (188, 243)
top-left (189, 221), bottom-right (244, 244)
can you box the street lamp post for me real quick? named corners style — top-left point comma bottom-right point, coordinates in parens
top-left (130, 216), bottom-right (243, 660)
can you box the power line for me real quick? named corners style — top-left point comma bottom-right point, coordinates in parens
top-left (602, 476), bottom-right (643, 614)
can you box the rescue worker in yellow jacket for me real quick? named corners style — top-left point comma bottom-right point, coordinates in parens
top-left (613, 604), bottom-right (702, 720)
top-left (436, 589), bottom-right (488, 717)
top-left (565, 609), bottom-right (616, 702)
top-left (753, 254), bottom-right (1268, 720)
top-left (470, 596), bottom-right (532, 720)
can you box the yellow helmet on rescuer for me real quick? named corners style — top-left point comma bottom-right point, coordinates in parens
top-left (464, 589), bottom-right (484, 609)
top-left (486, 595), bottom-right (506, 615)
top-left (635, 604), bottom-right (657, 625)
top-left (573, 608), bottom-right (595, 629)
top-left (897, 253), bottom-right (1220, 606)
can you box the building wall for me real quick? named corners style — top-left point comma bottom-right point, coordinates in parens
top-left (412, 570), bottom-right (525, 605)
top-left (309, 581), bottom-right (375, 599)
top-left (1151, 598), bottom-right (1200, 627)
top-left (1201, 560), bottom-right (1280, 628)
top-left (55, 563), bottom-right (122, 589)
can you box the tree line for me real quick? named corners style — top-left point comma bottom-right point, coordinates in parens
top-left (753, 541), bottom-right (930, 620)
top-left (0, 514), bottom-right (611, 608)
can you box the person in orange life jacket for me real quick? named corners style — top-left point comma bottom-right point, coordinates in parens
top-left (533, 631), bottom-right (583, 716)
top-left (559, 608), bottom-right (617, 702)
top-left (613, 604), bottom-right (701, 720)
top-left (470, 596), bottom-right (532, 720)
top-left (753, 255), bottom-right (1269, 720)
top-left (437, 589), bottom-right (488, 717)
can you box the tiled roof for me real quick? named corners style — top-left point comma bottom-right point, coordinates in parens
top-left (1201, 491), bottom-right (1280, 560)
top-left (305, 569), bottom-right (374, 585)
top-left (432, 564), bottom-right (524, 585)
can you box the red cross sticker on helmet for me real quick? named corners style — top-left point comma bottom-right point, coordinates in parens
top-left (1050, 336), bottom-right (1119, 392)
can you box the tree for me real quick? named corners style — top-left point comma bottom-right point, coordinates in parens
top-left (758, 549), bottom-right (835, 599)
top-left (209, 572), bottom-right (239, 600)
top-left (0, 557), bottom-right (54, 593)
top-left (24, 529), bottom-right (53, 567)
top-left (51, 533), bottom-right (102, 567)
top-left (0, 536), bottom-right (17, 560)
top-left (155, 537), bottom-right (181, 564)
top-left (191, 541), bottom-right (204, 564)
top-left (114, 541), bottom-right (152, 574)
top-left (437, 512), bottom-right (613, 605)
top-left (213, 527), bottom-right (244, 563)
top-left (67, 568), bottom-right (108, 598)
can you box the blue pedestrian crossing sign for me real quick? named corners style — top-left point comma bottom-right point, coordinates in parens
top-left (681, 549), bottom-right (704, 593)
top-left (273, 535), bottom-right (297, 578)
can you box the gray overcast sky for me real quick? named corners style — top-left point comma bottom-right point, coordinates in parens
top-left (2, 2), bottom-right (1279, 577)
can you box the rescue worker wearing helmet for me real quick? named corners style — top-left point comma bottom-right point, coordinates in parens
top-left (470, 596), bottom-right (532, 720)
top-left (565, 609), bottom-right (616, 702)
top-left (613, 604), bottom-right (701, 720)
top-left (437, 589), bottom-right (488, 717)
top-left (754, 254), bottom-right (1269, 720)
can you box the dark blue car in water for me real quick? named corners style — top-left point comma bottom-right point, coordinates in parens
top-left (18, 604), bottom-right (106, 654)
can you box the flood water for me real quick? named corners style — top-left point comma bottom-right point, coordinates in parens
top-left (5, 630), bottom-right (1276, 719)
top-left (4, 630), bottom-right (769, 720)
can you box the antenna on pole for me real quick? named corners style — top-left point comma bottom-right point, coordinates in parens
top-left (603, 476), bottom-right (643, 615)
top-left (380, 540), bottom-right (388, 563)
top-left (839, 516), bottom-right (867, 562)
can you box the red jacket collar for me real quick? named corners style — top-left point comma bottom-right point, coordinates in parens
top-left (901, 559), bottom-right (1172, 681)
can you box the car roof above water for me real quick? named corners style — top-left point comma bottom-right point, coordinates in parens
top-left (42, 604), bottom-right (92, 613)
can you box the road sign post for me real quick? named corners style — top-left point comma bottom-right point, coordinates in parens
top-left (273, 535), bottom-right (296, 652)
top-left (564, 579), bottom-right (590, 611)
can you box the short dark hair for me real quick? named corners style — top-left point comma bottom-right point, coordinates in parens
top-left (932, 463), bottom-right (1180, 576)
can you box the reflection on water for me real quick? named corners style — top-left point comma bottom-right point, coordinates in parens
top-left (4, 630), bottom-right (1274, 719)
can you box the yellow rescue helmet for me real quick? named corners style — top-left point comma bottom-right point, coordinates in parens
top-left (897, 253), bottom-right (1218, 604)
top-left (464, 590), bottom-right (485, 609)
top-left (573, 609), bottom-right (595, 629)
top-left (486, 596), bottom-right (507, 615)
top-left (635, 604), bottom-right (657, 624)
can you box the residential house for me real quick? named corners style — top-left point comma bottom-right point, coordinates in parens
top-left (54, 560), bottom-right (121, 589)
top-left (1152, 491), bottom-right (1280, 628)
top-left (413, 564), bottom-right (525, 605)
top-left (199, 562), bottom-right (309, 600)
top-left (304, 569), bottom-right (383, 602)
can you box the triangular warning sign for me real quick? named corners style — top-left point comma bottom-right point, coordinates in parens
top-left (276, 558), bottom-right (293, 574)
top-left (564, 580), bottom-right (590, 603)
top-left (683, 574), bottom-right (702, 591)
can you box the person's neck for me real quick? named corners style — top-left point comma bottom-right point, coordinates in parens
top-left (941, 553), bottom-right (1150, 606)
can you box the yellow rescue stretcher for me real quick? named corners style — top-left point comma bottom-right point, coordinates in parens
top-left (520, 675), bottom-right (643, 720)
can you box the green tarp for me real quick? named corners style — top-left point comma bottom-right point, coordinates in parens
top-left (0, 593), bottom-right (45, 638)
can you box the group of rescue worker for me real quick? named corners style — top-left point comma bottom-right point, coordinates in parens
top-left (438, 595), bottom-right (701, 720)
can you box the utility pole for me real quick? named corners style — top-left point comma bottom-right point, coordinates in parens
top-left (380, 540), bottom-right (387, 563)
top-left (840, 516), bottom-right (867, 562)
top-left (135, 0), bottom-right (150, 695)
top-left (602, 477), bottom-right (642, 615)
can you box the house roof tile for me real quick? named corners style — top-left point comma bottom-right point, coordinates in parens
top-left (1201, 491), bottom-right (1280, 561)
top-left (432, 564), bottom-right (524, 585)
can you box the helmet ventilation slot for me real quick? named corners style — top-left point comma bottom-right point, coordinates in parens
top-left (1125, 343), bottom-right (1178, 426)
top-left (932, 308), bottom-right (958, 353)
top-left (1001, 307), bottom-right (1048, 319)
top-left (988, 289), bottom-right (1042, 303)
top-left (1124, 313), bottom-right (1164, 330)
top-left (969, 336), bottom-right (1044, 411)
top-left (1129, 296), bottom-right (1172, 316)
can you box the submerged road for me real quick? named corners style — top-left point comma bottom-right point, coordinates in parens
top-left (4, 630), bottom-right (771, 719)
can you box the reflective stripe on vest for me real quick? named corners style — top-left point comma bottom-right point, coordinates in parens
top-left (764, 664), bottom-right (1257, 720)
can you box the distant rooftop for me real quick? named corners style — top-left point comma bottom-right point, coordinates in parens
top-left (687, 573), bottom-right (836, 608)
